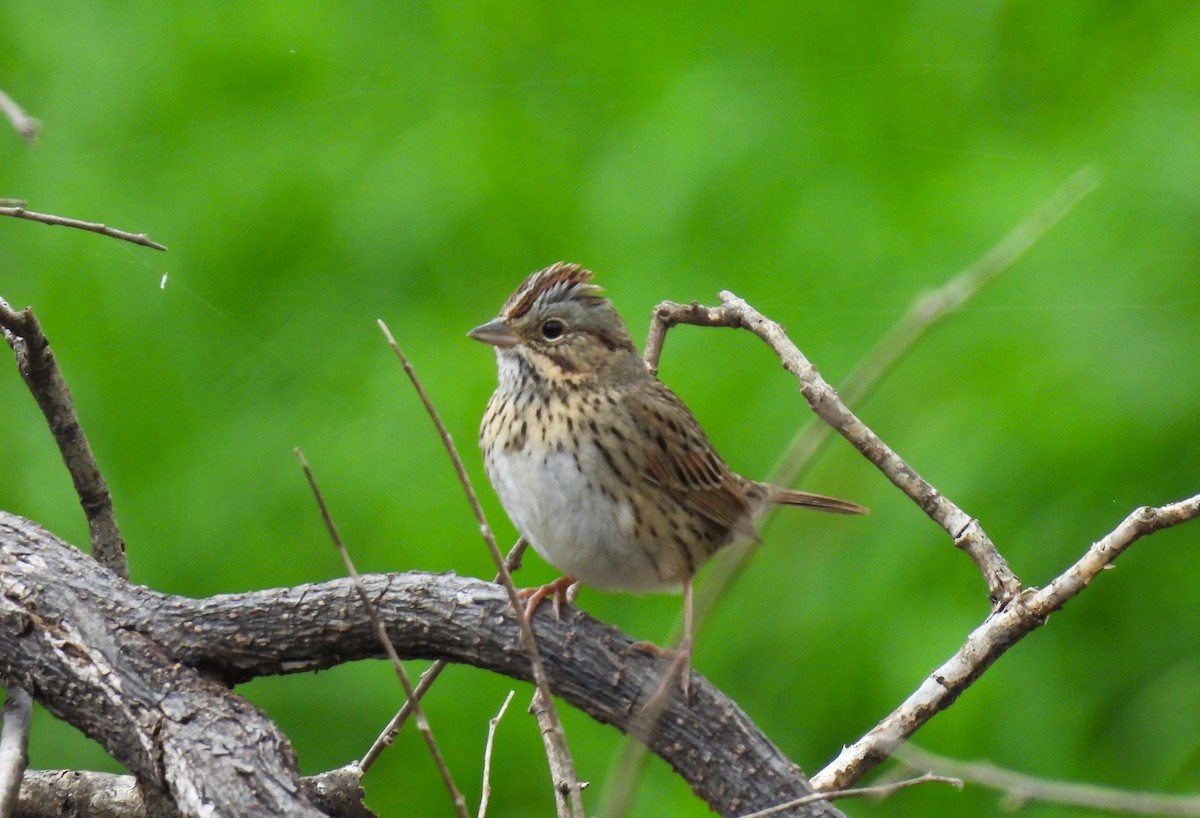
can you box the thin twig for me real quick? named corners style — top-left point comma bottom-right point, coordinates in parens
top-left (898, 744), bottom-right (1200, 816)
top-left (736, 772), bottom-right (961, 818)
top-left (0, 206), bottom-right (166, 251)
top-left (0, 90), bottom-right (39, 145)
top-left (358, 537), bottom-right (528, 773)
top-left (295, 448), bottom-right (469, 818)
top-left (0, 688), bottom-right (33, 818)
top-left (0, 299), bottom-right (128, 579)
top-left (477, 690), bottom-right (516, 818)
top-left (811, 492), bottom-right (1200, 791)
top-left (649, 291), bottom-right (1021, 607)
top-left (377, 320), bottom-right (585, 818)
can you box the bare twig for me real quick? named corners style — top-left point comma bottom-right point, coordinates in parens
top-left (647, 291), bottom-right (1020, 607)
top-left (0, 688), bottom-right (33, 818)
top-left (812, 493), bottom-right (1200, 791)
top-left (477, 690), bottom-right (515, 818)
top-left (0, 90), bottom-right (39, 145)
top-left (377, 320), bottom-right (585, 818)
top-left (295, 449), bottom-right (469, 818)
top-left (737, 772), bottom-right (961, 818)
top-left (358, 538), bottom-right (528, 773)
top-left (0, 300), bottom-right (128, 578)
top-left (898, 744), bottom-right (1200, 816)
top-left (0, 206), bottom-right (166, 250)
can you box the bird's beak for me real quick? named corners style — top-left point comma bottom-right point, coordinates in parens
top-left (467, 318), bottom-right (518, 348)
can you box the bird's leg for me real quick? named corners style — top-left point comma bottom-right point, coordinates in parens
top-left (628, 576), bottom-right (696, 701)
top-left (516, 575), bottom-right (578, 621)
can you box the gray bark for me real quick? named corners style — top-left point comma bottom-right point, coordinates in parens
top-left (0, 511), bottom-right (841, 818)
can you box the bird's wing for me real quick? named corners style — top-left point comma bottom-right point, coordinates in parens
top-left (628, 381), bottom-right (758, 539)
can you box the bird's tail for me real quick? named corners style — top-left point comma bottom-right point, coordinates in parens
top-left (766, 486), bottom-right (867, 515)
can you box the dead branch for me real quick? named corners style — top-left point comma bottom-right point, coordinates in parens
top-left (607, 167), bottom-right (1103, 816)
top-left (648, 292), bottom-right (1020, 608)
top-left (0, 206), bottom-right (166, 250)
top-left (296, 449), bottom-right (469, 818)
top-left (0, 511), bottom-right (843, 818)
top-left (0, 300), bottom-right (128, 578)
top-left (811, 494), bottom-right (1200, 791)
top-left (737, 772), bottom-right (961, 818)
top-left (0, 689), bottom-right (32, 818)
top-left (12, 766), bottom-right (373, 818)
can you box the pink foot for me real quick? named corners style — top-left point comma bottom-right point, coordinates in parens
top-left (517, 576), bottom-right (577, 622)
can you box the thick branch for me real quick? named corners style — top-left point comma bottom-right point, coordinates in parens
top-left (14, 766), bottom-right (373, 818)
top-left (0, 516), bottom-right (324, 816)
top-left (0, 512), bottom-right (841, 818)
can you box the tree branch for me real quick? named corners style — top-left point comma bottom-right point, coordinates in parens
top-left (0, 301), bottom-right (128, 578)
top-left (0, 206), bottom-right (166, 250)
top-left (13, 766), bottom-right (373, 818)
top-left (646, 292), bottom-right (1020, 608)
top-left (0, 521), bottom-right (326, 816)
top-left (0, 689), bottom-right (32, 818)
top-left (811, 494), bottom-right (1200, 791)
top-left (0, 511), bottom-right (843, 818)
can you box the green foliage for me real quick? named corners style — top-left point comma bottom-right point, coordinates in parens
top-left (2, 3), bottom-right (1198, 816)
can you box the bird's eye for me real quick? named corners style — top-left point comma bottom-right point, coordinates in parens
top-left (541, 319), bottom-right (565, 340)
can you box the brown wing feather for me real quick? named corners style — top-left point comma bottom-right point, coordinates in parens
top-left (629, 382), bottom-right (759, 539)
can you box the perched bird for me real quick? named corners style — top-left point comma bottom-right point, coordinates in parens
top-left (469, 262), bottom-right (865, 694)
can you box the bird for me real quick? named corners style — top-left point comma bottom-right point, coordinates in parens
top-left (469, 261), bottom-right (865, 696)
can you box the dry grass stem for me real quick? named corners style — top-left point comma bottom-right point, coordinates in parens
top-left (736, 772), bottom-right (961, 818)
top-left (898, 744), bottom-right (1200, 816)
top-left (377, 320), bottom-right (585, 818)
top-left (296, 448), bottom-right (469, 818)
top-left (477, 690), bottom-right (516, 818)
top-left (358, 538), bottom-right (528, 773)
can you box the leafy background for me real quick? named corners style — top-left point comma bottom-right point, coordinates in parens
top-left (2, 3), bottom-right (1198, 817)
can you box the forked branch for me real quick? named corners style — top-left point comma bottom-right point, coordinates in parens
top-left (645, 292), bottom-right (1020, 607)
top-left (811, 494), bottom-right (1200, 791)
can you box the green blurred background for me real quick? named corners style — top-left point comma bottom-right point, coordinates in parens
top-left (2, 3), bottom-right (1198, 816)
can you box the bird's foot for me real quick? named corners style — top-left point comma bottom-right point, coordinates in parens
top-left (516, 576), bottom-right (578, 622)
top-left (628, 637), bottom-right (694, 702)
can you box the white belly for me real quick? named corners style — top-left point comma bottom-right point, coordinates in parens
top-left (486, 445), bottom-right (673, 592)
